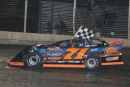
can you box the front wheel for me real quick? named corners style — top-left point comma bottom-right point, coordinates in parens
top-left (84, 54), bottom-right (101, 70)
top-left (25, 52), bottom-right (42, 69)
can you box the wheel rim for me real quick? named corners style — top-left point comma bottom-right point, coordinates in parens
top-left (86, 58), bottom-right (97, 68)
top-left (28, 55), bottom-right (40, 66)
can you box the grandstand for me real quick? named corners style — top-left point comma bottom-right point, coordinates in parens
top-left (38, 1), bottom-right (81, 34)
top-left (0, 0), bottom-right (129, 38)
top-left (90, 5), bottom-right (128, 38)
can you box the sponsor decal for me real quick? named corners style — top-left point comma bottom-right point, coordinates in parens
top-left (116, 41), bottom-right (120, 45)
top-left (48, 47), bottom-right (61, 51)
top-left (36, 44), bottom-right (41, 46)
top-left (48, 57), bottom-right (61, 61)
top-left (47, 47), bottom-right (63, 56)
top-left (47, 50), bottom-right (63, 56)
top-left (91, 48), bottom-right (98, 52)
top-left (106, 57), bottom-right (119, 61)
top-left (105, 47), bottom-right (118, 54)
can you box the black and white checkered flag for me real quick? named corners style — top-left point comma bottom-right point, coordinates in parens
top-left (74, 26), bottom-right (94, 39)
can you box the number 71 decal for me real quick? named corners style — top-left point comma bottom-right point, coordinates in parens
top-left (64, 48), bottom-right (89, 59)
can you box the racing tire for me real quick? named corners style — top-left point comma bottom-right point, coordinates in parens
top-left (25, 52), bottom-right (42, 69)
top-left (84, 54), bottom-right (101, 70)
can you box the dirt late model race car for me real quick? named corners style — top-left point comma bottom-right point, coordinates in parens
top-left (8, 37), bottom-right (124, 70)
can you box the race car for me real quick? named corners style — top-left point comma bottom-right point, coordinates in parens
top-left (7, 37), bottom-right (124, 70)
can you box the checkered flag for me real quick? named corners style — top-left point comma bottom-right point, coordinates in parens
top-left (74, 26), bottom-right (94, 39)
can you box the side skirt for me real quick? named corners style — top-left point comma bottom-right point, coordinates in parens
top-left (8, 58), bottom-right (124, 68)
top-left (43, 62), bottom-right (124, 68)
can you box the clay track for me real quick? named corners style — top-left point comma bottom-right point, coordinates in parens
top-left (0, 45), bottom-right (130, 87)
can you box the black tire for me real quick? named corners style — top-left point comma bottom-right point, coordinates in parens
top-left (25, 52), bottom-right (42, 69)
top-left (84, 54), bottom-right (101, 70)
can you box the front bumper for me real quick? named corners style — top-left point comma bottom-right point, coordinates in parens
top-left (7, 58), bottom-right (24, 66)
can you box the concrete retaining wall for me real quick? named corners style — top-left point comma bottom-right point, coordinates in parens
top-left (0, 31), bottom-right (129, 47)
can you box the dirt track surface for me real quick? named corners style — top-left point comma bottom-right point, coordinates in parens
top-left (0, 45), bottom-right (130, 87)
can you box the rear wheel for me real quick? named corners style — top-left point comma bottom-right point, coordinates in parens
top-left (84, 54), bottom-right (101, 70)
top-left (25, 52), bottom-right (42, 69)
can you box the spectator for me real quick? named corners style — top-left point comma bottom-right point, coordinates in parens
top-left (86, 0), bottom-right (93, 16)
top-left (111, 10), bottom-right (117, 26)
top-left (95, 15), bottom-right (102, 29)
top-left (101, 11), bottom-right (108, 25)
top-left (104, 11), bottom-right (108, 26)
top-left (87, 0), bottom-right (92, 11)
top-left (46, 18), bottom-right (52, 34)
top-left (97, 0), bottom-right (103, 9)
top-left (54, 14), bottom-right (62, 34)
top-left (87, 0), bottom-right (96, 9)
top-left (106, 11), bottom-right (112, 27)
top-left (60, 20), bottom-right (68, 29)
top-left (60, 20), bottom-right (68, 34)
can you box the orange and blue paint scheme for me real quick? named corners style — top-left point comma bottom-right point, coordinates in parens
top-left (7, 37), bottom-right (124, 70)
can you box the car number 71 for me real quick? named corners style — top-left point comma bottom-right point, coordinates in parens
top-left (64, 48), bottom-right (89, 59)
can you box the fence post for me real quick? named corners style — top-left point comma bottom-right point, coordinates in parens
top-left (51, 0), bottom-right (54, 34)
top-left (24, 0), bottom-right (28, 33)
top-left (73, 0), bottom-right (76, 35)
top-left (101, 0), bottom-right (106, 37)
top-left (128, 0), bottom-right (130, 39)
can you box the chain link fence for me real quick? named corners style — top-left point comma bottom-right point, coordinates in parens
top-left (0, 0), bottom-right (129, 38)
